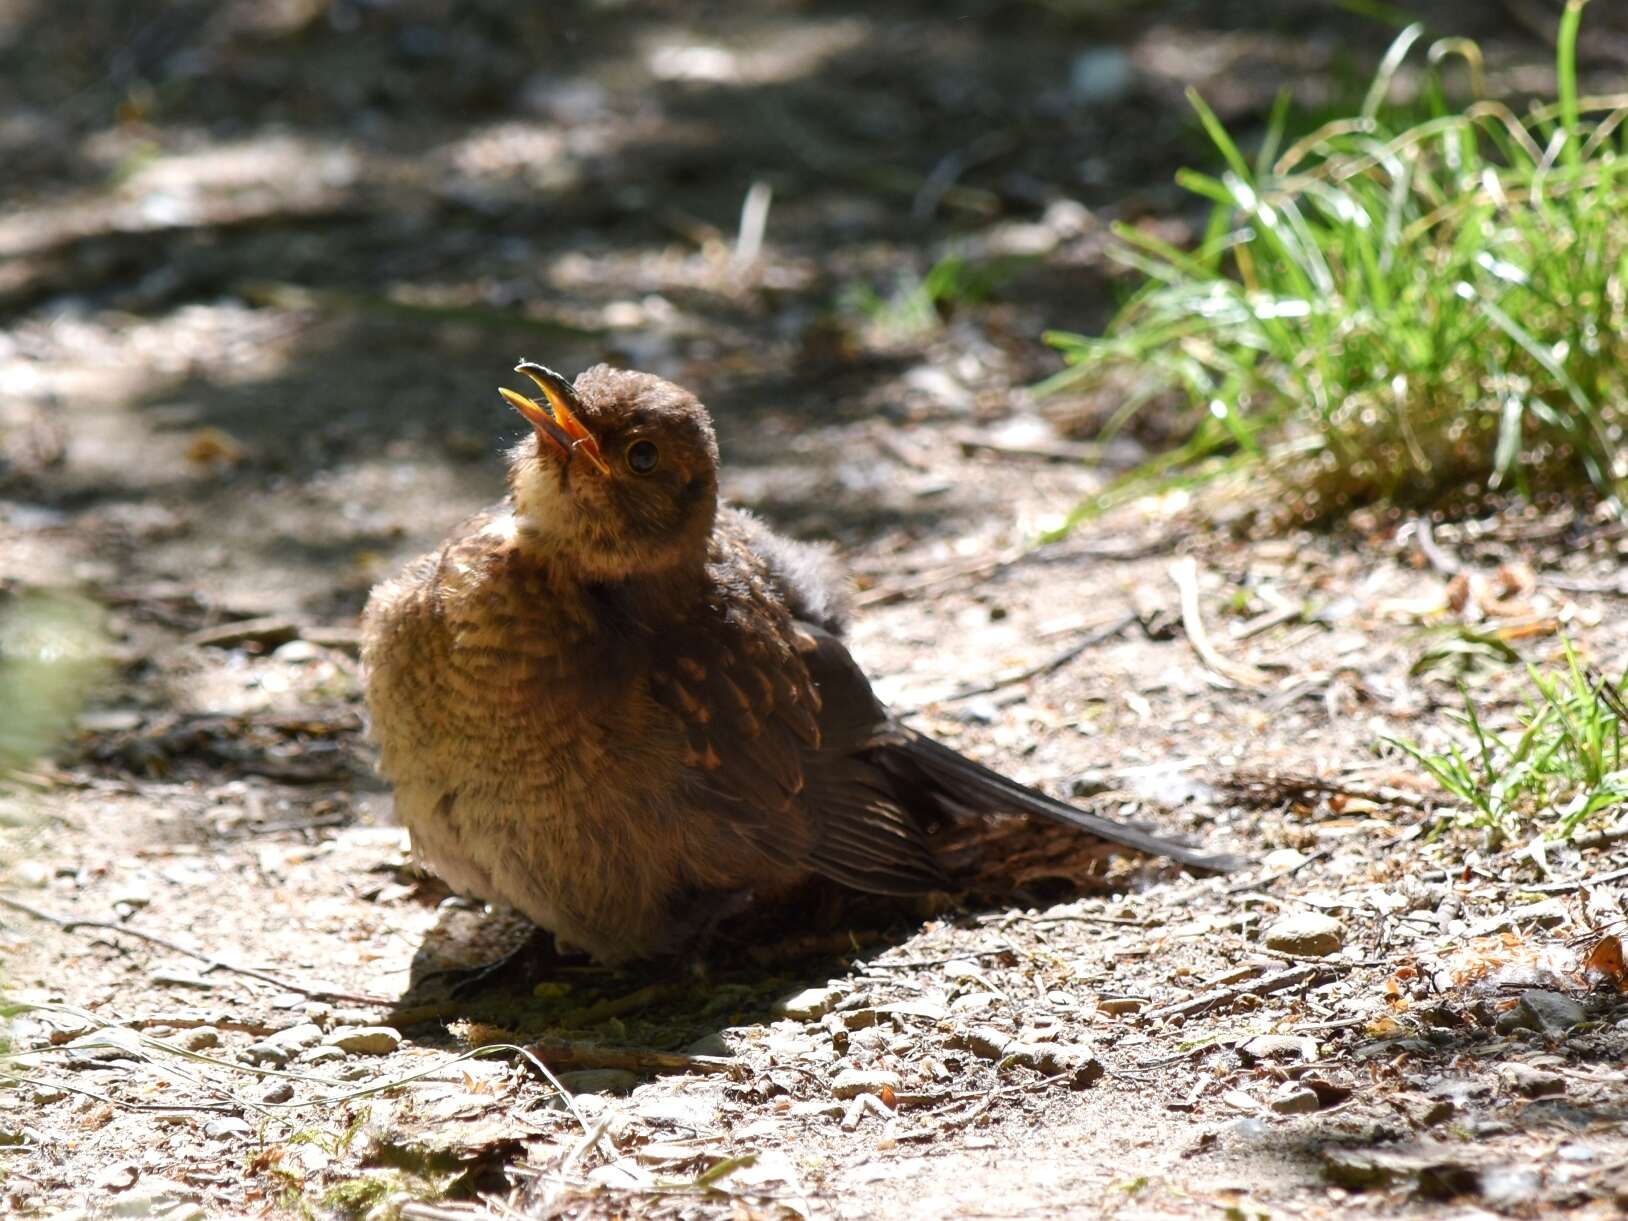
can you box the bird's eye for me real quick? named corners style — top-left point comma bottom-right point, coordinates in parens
top-left (625, 439), bottom-right (660, 475)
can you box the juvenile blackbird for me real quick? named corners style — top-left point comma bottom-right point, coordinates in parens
top-left (361, 362), bottom-right (1239, 968)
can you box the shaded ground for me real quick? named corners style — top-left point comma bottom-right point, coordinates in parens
top-left (4, 2), bottom-right (1628, 1217)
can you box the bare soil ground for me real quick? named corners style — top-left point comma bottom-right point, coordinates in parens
top-left (4, 2), bottom-right (1628, 1217)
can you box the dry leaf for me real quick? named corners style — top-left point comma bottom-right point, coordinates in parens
top-left (184, 427), bottom-right (248, 466)
top-left (1582, 934), bottom-right (1626, 991)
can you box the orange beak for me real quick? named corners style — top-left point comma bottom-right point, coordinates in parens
top-left (499, 361), bottom-right (612, 476)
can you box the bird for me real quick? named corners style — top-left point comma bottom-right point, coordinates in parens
top-left (360, 361), bottom-right (1240, 973)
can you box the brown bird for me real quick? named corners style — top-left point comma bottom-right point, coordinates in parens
top-left (361, 362), bottom-right (1239, 972)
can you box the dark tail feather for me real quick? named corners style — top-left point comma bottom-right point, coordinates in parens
top-left (889, 730), bottom-right (1244, 873)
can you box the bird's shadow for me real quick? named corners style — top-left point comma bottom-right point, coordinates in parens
top-left (385, 834), bottom-right (1181, 1074)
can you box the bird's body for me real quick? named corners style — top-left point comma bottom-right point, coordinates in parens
top-left (362, 363), bottom-right (1236, 967)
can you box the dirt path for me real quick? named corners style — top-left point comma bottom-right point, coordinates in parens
top-left (4, 3), bottom-right (1628, 1217)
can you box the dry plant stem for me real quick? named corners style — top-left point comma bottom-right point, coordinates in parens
top-left (1144, 964), bottom-right (1339, 1022)
top-left (1169, 557), bottom-right (1270, 689)
top-left (0, 893), bottom-right (389, 1005)
top-left (1412, 517), bottom-right (1465, 577)
top-left (944, 611), bottom-right (1140, 702)
top-left (525, 1038), bottom-right (737, 1077)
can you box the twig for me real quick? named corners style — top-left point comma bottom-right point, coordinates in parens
top-left (942, 612), bottom-right (1139, 702)
top-left (1144, 964), bottom-right (1338, 1023)
top-left (1169, 557), bottom-right (1270, 689)
top-left (526, 1038), bottom-right (738, 1077)
top-left (1545, 573), bottom-right (1628, 596)
top-left (1569, 820), bottom-right (1628, 851)
top-left (0, 894), bottom-right (389, 1005)
top-left (1218, 769), bottom-right (1431, 811)
top-left (952, 432), bottom-right (1103, 464)
top-left (0, 1068), bottom-right (240, 1115)
top-left (853, 546), bottom-right (1030, 608)
top-left (1523, 863), bottom-right (1628, 894)
top-left (1412, 517), bottom-right (1464, 577)
top-left (1224, 849), bottom-right (1330, 894)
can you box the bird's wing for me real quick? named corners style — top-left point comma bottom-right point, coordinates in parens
top-left (645, 533), bottom-right (948, 894)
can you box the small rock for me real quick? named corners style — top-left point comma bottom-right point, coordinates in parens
top-left (1069, 46), bottom-right (1136, 106)
top-left (1505, 1063), bottom-right (1565, 1097)
top-left (831, 1069), bottom-right (901, 1099)
top-left (1002, 1041), bottom-right (1103, 1089)
top-left (1406, 1094), bottom-right (1456, 1127)
top-left (1481, 1165), bottom-right (1543, 1211)
top-left (1495, 990), bottom-right (1587, 1035)
top-left (242, 1042), bottom-right (291, 1068)
top-left (297, 1045), bottom-right (347, 1065)
top-left (76, 708), bottom-right (143, 733)
top-left (266, 1023), bottom-right (325, 1053)
top-left (1268, 1083), bottom-right (1322, 1114)
top-left (950, 1025), bottom-right (1012, 1061)
top-left (902, 366), bottom-right (974, 415)
top-left (1322, 1149), bottom-right (1396, 1189)
top-left (31, 1085), bottom-right (68, 1103)
top-left (777, 985), bottom-right (843, 1021)
top-left (272, 639), bottom-right (321, 663)
top-left (684, 1032), bottom-right (732, 1058)
top-left (96, 1163), bottom-right (140, 1191)
top-left (1238, 1034), bottom-right (1319, 1063)
top-left (556, 1069), bottom-right (638, 1094)
top-left (110, 886), bottom-right (153, 912)
top-left (260, 1081), bottom-right (295, 1104)
top-left (9, 859), bottom-right (52, 888)
top-left (203, 1116), bottom-right (253, 1140)
top-left (1261, 847), bottom-right (1309, 873)
top-left (1096, 997), bottom-right (1143, 1016)
top-left (1264, 912), bottom-right (1345, 957)
top-left (324, 1026), bottom-right (401, 1055)
top-left (181, 1028), bottom-right (220, 1051)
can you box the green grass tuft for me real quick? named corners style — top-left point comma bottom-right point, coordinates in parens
top-left (1387, 638), bottom-right (1628, 838)
top-left (1042, 1), bottom-right (1628, 530)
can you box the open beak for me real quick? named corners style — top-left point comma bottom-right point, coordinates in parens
top-left (498, 361), bottom-right (612, 476)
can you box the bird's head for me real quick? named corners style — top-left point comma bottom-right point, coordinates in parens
top-left (500, 362), bottom-right (720, 580)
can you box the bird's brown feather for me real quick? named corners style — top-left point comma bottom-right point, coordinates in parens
top-left (360, 363), bottom-right (1239, 971)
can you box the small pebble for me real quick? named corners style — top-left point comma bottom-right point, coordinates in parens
top-left (1238, 1034), bottom-right (1318, 1063)
top-left (260, 1081), bottom-right (295, 1104)
top-left (265, 1023), bottom-right (324, 1053)
top-left (684, 1031), bottom-right (732, 1057)
top-left (297, 1045), bottom-right (347, 1065)
top-left (1264, 912), bottom-right (1345, 957)
top-left (242, 1042), bottom-right (290, 1068)
top-left (556, 1069), bottom-right (639, 1094)
top-left (831, 1069), bottom-right (901, 1099)
top-left (776, 986), bottom-right (843, 1021)
top-left (182, 1028), bottom-right (220, 1051)
top-left (324, 1025), bottom-right (402, 1055)
top-left (203, 1116), bottom-right (253, 1140)
top-left (272, 639), bottom-right (321, 663)
top-left (1268, 1083), bottom-right (1322, 1114)
top-left (1495, 990), bottom-right (1587, 1036)
top-left (1505, 1063), bottom-right (1565, 1097)
top-left (1096, 997), bottom-right (1143, 1016)
top-left (9, 860), bottom-right (51, 889)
